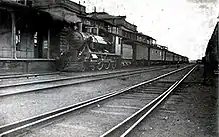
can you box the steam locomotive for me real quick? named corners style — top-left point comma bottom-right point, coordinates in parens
top-left (58, 29), bottom-right (121, 71)
top-left (58, 27), bottom-right (188, 72)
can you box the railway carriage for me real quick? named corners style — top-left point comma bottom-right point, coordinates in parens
top-left (175, 54), bottom-right (180, 63)
top-left (135, 44), bottom-right (149, 66)
top-left (149, 47), bottom-right (163, 65)
top-left (165, 51), bottom-right (174, 63)
top-left (179, 56), bottom-right (183, 63)
top-left (121, 43), bottom-right (133, 67)
top-left (58, 26), bottom-right (188, 71)
top-left (161, 49), bottom-right (166, 61)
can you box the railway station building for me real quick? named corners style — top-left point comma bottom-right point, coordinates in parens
top-left (0, 0), bottom-right (86, 73)
top-left (0, 0), bottom-right (187, 73)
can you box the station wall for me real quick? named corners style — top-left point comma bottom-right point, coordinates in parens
top-left (0, 60), bottom-right (56, 73)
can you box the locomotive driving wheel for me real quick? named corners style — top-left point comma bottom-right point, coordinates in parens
top-left (89, 65), bottom-right (95, 71)
top-left (96, 62), bottom-right (104, 71)
top-left (81, 67), bottom-right (86, 72)
top-left (104, 61), bottom-right (111, 70)
top-left (111, 62), bottom-right (116, 69)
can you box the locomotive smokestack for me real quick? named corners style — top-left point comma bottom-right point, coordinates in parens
top-left (94, 6), bottom-right (96, 12)
top-left (78, 22), bottom-right (82, 32)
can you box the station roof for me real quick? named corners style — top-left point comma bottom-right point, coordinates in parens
top-left (87, 12), bottom-right (126, 20)
top-left (0, 0), bottom-right (29, 9)
top-left (87, 12), bottom-right (137, 29)
top-left (79, 14), bottom-right (117, 27)
top-left (0, 0), bottom-right (81, 24)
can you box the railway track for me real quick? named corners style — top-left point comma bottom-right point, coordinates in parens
top-left (100, 65), bottom-right (196, 137)
top-left (0, 64), bottom-right (196, 137)
top-left (0, 65), bottom-right (171, 97)
top-left (0, 66), bottom-right (168, 81)
top-left (0, 72), bottom-right (60, 80)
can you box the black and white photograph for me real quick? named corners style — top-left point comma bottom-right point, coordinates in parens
top-left (0, 0), bottom-right (218, 136)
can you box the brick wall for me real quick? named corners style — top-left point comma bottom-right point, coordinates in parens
top-left (0, 60), bottom-right (56, 73)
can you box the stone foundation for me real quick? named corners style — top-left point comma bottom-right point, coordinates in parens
top-left (0, 59), bottom-right (56, 73)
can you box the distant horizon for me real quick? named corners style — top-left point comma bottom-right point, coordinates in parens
top-left (71, 0), bottom-right (218, 60)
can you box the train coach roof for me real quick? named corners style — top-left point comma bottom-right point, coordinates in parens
top-left (87, 12), bottom-right (127, 20)
top-left (137, 32), bottom-right (156, 40)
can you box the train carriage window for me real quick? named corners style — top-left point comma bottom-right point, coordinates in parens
top-left (92, 28), bottom-right (98, 35)
top-left (99, 28), bottom-right (105, 37)
top-left (82, 25), bottom-right (87, 32)
top-left (112, 27), bottom-right (117, 34)
top-left (84, 27), bottom-right (91, 33)
top-left (108, 26), bottom-right (112, 33)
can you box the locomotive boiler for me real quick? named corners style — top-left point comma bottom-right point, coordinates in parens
top-left (58, 30), bottom-right (121, 71)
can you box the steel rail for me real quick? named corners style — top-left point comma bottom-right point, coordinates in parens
top-left (0, 66), bottom-right (165, 89)
top-left (0, 66), bottom-right (165, 80)
top-left (0, 65), bottom-right (193, 137)
top-left (0, 66), bottom-right (170, 97)
top-left (0, 72), bottom-right (61, 79)
top-left (100, 65), bottom-right (197, 137)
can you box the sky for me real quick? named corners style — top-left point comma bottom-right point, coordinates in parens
top-left (71, 0), bottom-right (218, 60)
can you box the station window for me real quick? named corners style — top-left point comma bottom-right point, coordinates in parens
top-left (33, 31), bottom-right (49, 58)
top-left (16, 30), bottom-right (21, 51)
top-left (118, 38), bottom-right (121, 44)
top-left (34, 32), bottom-right (38, 47)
